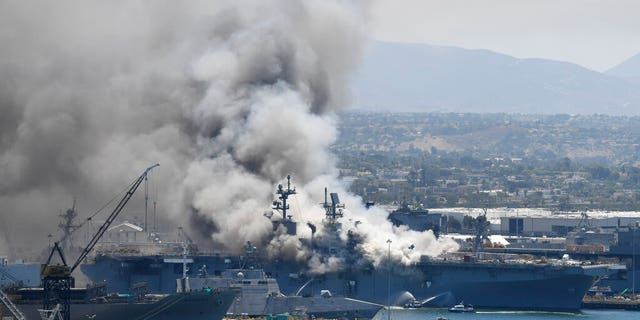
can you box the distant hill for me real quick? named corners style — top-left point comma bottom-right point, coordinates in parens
top-left (606, 53), bottom-right (640, 85)
top-left (351, 42), bottom-right (640, 115)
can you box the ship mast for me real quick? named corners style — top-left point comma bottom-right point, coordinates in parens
top-left (322, 187), bottom-right (344, 224)
top-left (58, 198), bottom-right (80, 253)
top-left (273, 175), bottom-right (296, 221)
top-left (473, 208), bottom-right (491, 254)
top-left (240, 241), bottom-right (259, 270)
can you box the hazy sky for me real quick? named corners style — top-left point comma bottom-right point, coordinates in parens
top-left (371, 0), bottom-right (640, 72)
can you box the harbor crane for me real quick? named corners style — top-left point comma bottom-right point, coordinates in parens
top-left (40, 164), bottom-right (159, 320)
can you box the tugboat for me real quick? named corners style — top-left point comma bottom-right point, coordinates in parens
top-left (448, 301), bottom-right (475, 313)
top-left (403, 299), bottom-right (422, 308)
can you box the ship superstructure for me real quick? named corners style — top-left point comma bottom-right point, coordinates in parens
top-left (183, 241), bottom-right (382, 319)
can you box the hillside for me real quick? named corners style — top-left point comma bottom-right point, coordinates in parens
top-left (606, 52), bottom-right (640, 85)
top-left (351, 42), bottom-right (640, 115)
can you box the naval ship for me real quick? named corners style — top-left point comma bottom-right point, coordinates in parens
top-left (2, 253), bottom-right (236, 320)
top-left (0, 257), bottom-right (40, 289)
top-left (79, 176), bottom-right (619, 312)
top-left (183, 242), bottom-right (382, 319)
top-left (8, 287), bottom-right (236, 320)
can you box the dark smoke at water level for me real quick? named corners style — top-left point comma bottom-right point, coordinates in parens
top-left (0, 1), bottom-right (456, 267)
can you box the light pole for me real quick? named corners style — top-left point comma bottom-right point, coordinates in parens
top-left (633, 224), bottom-right (636, 298)
top-left (386, 238), bottom-right (392, 320)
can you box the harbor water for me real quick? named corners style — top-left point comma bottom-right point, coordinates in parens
top-left (372, 307), bottom-right (638, 320)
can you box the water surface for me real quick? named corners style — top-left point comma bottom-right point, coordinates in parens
top-left (373, 307), bottom-right (637, 320)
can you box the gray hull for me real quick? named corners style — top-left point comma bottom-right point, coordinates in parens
top-left (430, 275), bottom-right (593, 310)
top-left (282, 261), bottom-right (602, 312)
top-left (266, 296), bottom-right (382, 319)
top-left (185, 268), bottom-right (383, 319)
top-left (17, 290), bottom-right (236, 320)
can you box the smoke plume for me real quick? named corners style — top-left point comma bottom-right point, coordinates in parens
top-left (273, 176), bottom-right (458, 273)
top-left (0, 0), bottom-right (456, 267)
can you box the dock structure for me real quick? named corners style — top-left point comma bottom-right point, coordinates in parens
top-left (583, 295), bottom-right (640, 310)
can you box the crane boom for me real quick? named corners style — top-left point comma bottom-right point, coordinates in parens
top-left (70, 163), bottom-right (159, 272)
top-left (40, 164), bottom-right (159, 320)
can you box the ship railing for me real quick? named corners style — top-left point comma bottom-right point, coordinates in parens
top-left (0, 267), bottom-right (22, 288)
top-left (429, 251), bottom-right (593, 267)
top-left (37, 303), bottom-right (63, 320)
top-left (94, 242), bottom-right (186, 256)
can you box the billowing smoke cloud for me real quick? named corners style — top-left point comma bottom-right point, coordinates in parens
top-left (0, 0), bottom-right (456, 268)
top-left (266, 175), bottom-right (458, 273)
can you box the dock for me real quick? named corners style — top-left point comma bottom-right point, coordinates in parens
top-left (582, 296), bottom-right (640, 311)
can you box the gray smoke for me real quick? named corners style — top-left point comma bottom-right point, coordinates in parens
top-left (0, 0), bottom-right (365, 257)
top-left (0, 0), bottom-right (456, 267)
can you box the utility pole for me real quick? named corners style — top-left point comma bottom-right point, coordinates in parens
top-left (144, 174), bottom-right (149, 234)
top-left (153, 200), bottom-right (157, 233)
top-left (633, 225), bottom-right (636, 298)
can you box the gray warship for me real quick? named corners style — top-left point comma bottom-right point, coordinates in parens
top-left (184, 242), bottom-right (382, 319)
top-left (7, 287), bottom-right (236, 320)
top-left (79, 176), bottom-right (620, 312)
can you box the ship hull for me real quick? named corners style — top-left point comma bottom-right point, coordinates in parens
top-left (272, 261), bottom-right (598, 312)
top-left (437, 275), bottom-right (592, 311)
top-left (82, 255), bottom-right (602, 312)
top-left (265, 296), bottom-right (382, 319)
top-left (17, 290), bottom-right (236, 320)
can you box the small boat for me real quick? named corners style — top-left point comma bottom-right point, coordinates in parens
top-left (437, 317), bottom-right (448, 320)
top-left (403, 299), bottom-right (422, 308)
top-left (448, 301), bottom-right (475, 313)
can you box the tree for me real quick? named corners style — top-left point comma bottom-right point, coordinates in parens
top-left (586, 164), bottom-right (613, 180)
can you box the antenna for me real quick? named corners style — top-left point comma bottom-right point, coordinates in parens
top-left (322, 187), bottom-right (344, 224)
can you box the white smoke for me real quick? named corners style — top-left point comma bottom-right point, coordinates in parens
top-left (271, 175), bottom-right (459, 272)
top-left (0, 0), bottom-right (456, 268)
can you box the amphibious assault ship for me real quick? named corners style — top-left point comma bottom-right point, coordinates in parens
top-left (80, 176), bottom-right (620, 312)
